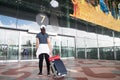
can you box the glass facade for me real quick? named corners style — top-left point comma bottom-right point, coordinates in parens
top-left (0, 14), bottom-right (120, 61)
top-left (0, 0), bottom-right (120, 62)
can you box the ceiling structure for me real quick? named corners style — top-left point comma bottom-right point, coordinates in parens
top-left (0, 0), bottom-right (73, 21)
top-left (0, 0), bottom-right (120, 32)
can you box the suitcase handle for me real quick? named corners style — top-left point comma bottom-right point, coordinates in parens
top-left (49, 55), bottom-right (60, 61)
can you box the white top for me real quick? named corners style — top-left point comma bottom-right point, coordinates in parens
top-left (36, 44), bottom-right (50, 58)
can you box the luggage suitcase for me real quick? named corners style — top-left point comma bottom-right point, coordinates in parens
top-left (49, 55), bottom-right (67, 78)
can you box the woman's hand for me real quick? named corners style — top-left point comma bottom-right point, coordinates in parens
top-left (49, 50), bottom-right (52, 57)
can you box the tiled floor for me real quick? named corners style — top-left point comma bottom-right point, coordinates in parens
top-left (0, 59), bottom-right (120, 80)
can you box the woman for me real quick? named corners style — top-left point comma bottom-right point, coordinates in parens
top-left (36, 25), bottom-right (52, 76)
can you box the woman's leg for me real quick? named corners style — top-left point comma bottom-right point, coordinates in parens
top-left (44, 53), bottom-right (50, 75)
top-left (39, 54), bottom-right (44, 74)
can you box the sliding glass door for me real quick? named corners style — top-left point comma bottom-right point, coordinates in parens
top-left (52, 36), bottom-right (75, 58)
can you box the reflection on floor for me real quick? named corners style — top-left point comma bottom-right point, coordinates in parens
top-left (0, 59), bottom-right (120, 80)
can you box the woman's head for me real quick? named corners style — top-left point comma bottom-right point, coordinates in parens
top-left (40, 25), bottom-right (46, 34)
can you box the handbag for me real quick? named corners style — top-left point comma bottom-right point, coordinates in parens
top-left (49, 55), bottom-right (60, 61)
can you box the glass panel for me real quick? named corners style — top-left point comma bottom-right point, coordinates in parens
top-left (51, 36), bottom-right (61, 56)
top-left (99, 47), bottom-right (114, 60)
top-left (51, 35), bottom-right (75, 58)
top-left (85, 32), bottom-right (97, 48)
top-left (76, 37), bottom-right (85, 59)
top-left (116, 47), bottom-right (120, 60)
top-left (0, 29), bottom-right (19, 60)
top-left (33, 34), bottom-right (37, 59)
top-left (61, 37), bottom-right (68, 57)
top-left (98, 34), bottom-right (114, 60)
top-left (0, 15), bottom-right (17, 28)
top-left (77, 48), bottom-right (85, 59)
top-left (0, 29), bottom-right (7, 60)
top-left (98, 34), bottom-right (114, 47)
top-left (6, 30), bottom-right (19, 60)
top-left (67, 37), bottom-right (75, 57)
top-left (76, 30), bottom-right (86, 59)
top-left (61, 36), bottom-right (75, 58)
top-left (87, 48), bottom-right (98, 59)
top-left (114, 33), bottom-right (120, 60)
top-left (20, 32), bottom-right (34, 60)
top-left (17, 19), bottom-right (40, 31)
top-left (85, 32), bottom-right (98, 59)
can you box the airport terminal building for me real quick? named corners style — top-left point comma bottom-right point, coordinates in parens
top-left (0, 0), bottom-right (120, 62)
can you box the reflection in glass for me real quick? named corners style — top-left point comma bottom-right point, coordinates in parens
top-left (116, 47), bottom-right (120, 60)
top-left (61, 37), bottom-right (75, 58)
top-left (17, 19), bottom-right (40, 31)
top-left (87, 48), bottom-right (98, 59)
top-left (51, 36), bottom-right (75, 58)
top-left (52, 36), bottom-right (61, 56)
top-left (77, 48), bottom-right (85, 59)
top-left (20, 32), bottom-right (35, 60)
top-left (99, 47), bottom-right (114, 60)
top-left (0, 15), bottom-right (17, 28)
top-left (0, 29), bottom-right (19, 60)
